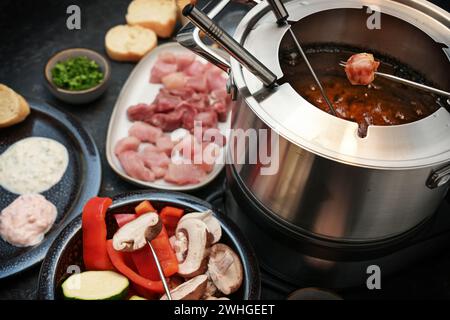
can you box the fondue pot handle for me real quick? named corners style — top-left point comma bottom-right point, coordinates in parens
top-left (177, 0), bottom-right (277, 87)
top-left (426, 164), bottom-right (450, 189)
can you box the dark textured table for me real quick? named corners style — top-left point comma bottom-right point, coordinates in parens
top-left (0, 0), bottom-right (449, 300)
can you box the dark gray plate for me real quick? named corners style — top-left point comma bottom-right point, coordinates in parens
top-left (0, 98), bottom-right (101, 279)
top-left (37, 190), bottom-right (261, 300)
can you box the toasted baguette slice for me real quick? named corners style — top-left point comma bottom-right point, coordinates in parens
top-left (0, 84), bottom-right (30, 128)
top-left (126, 0), bottom-right (178, 38)
top-left (105, 25), bottom-right (157, 62)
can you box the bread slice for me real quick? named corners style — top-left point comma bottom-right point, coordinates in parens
top-left (126, 0), bottom-right (178, 38)
top-left (105, 25), bottom-right (158, 62)
top-left (0, 84), bottom-right (30, 128)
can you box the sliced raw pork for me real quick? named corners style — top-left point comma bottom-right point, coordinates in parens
top-left (152, 166), bottom-right (167, 179)
top-left (161, 72), bottom-right (186, 90)
top-left (194, 111), bottom-right (218, 129)
top-left (114, 136), bottom-right (141, 156)
top-left (184, 60), bottom-right (206, 77)
top-left (177, 103), bottom-right (198, 131)
top-left (150, 111), bottom-right (183, 132)
top-left (206, 69), bottom-right (227, 91)
top-left (155, 135), bottom-right (175, 156)
top-left (118, 151), bottom-right (155, 182)
top-left (154, 91), bottom-right (182, 112)
top-left (127, 103), bottom-right (156, 122)
top-left (186, 75), bottom-right (208, 93)
top-left (176, 52), bottom-right (196, 70)
top-left (167, 88), bottom-right (196, 100)
top-left (159, 52), bottom-right (177, 64)
top-left (150, 61), bottom-right (178, 83)
top-left (164, 163), bottom-right (207, 185)
top-left (141, 145), bottom-right (171, 168)
top-left (129, 121), bottom-right (163, 143)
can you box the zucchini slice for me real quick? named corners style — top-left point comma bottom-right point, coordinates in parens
top-left (129, 295), bottom-right (147, 300)
top-left (62, 270), bottom-right (129, 300)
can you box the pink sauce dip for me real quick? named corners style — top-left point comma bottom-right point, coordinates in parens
top-left (0, 194), bottom-right (57, 247)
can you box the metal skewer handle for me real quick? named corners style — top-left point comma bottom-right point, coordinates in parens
top-left (266, 0), bottom-right (337, 115)
top-left (147, 240), bottom-right (172, 300)
top-left (182, 4), bottom-right (277, 87)
top-left (267, 0), bottom-right (289, 23)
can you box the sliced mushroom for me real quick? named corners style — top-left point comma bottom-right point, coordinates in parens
top-left (112, 212), bottom-right (162, 252)
top-left (202, 271), bottom-right (219, 299)
top-left (172, 231), bottom-right (188, 263)
top-left (208, 244), bottom-right (243, 295)
top-left (179, 210), bottom-right (222, 244)
top-left (160, 274), bottom-right (208, 300)
top-left (176, 218), bottom-right (209, 278)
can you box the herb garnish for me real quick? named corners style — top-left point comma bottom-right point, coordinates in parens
top-left (51, 56), bottom-right (104, 91)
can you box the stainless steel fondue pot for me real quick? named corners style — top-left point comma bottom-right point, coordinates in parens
top-left (178, 0), bottom-right (450, 241)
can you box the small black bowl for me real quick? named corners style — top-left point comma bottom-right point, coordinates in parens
top-left (37, 190), bottom-right (261, 300)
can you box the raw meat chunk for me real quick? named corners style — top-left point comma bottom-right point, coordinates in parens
top-left (118, 151), bottom-right (155, 181)
top-left (150, 61), bottom-right (178, 83)
top-left (164, 163), bottom-right (206, 185)
top-left (114, 136), bottom-right (141, 156)
top-left (129, 121), bottom-right (163, 143)
top-left (127, 103), bottom-right (156, 122)
top-left (344, 53), bottom-right (380, 85)
top-left (155, 135), bottom-right (175, 156)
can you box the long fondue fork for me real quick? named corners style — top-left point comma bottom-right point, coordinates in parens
top-left (267, 0), bottom-right (337, 116)
top-left (146, 239), bottom-right (172, 300)
top-left (339, 61), bottom-right (450, 98)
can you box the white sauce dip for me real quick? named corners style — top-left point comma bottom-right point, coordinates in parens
top-left (0, 137), bottom-right (69, 194)
top-left (0, 194), bottom-right (57, 247)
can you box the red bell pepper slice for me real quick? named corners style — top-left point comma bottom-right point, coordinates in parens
top-left (150, 226), bottom-right (179, 276)
top-left (82, 197), bottom-right (114, 271)
top-left (135, 200), bottom-right (156, 216)
top-left (160, 206), bottom-right (184, 229)
top-left (106, 240), bottom-right (165, 294)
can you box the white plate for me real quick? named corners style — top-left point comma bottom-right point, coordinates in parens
top-left (106, 42), bottom-right (230, 191)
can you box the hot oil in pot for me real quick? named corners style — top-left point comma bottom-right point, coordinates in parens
top-left (280, 46), bottom-right (441, 137)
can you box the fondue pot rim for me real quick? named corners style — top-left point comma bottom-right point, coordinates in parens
top-left (229, 0), bottom-right (450, 170)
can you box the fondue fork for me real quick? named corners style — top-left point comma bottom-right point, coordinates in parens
top-left (339, 61), bottom-right (450, 98)
top-left (182, 4), bottom-right (277, 87)
top-left (146, 239), bottom-right (172, 300)
top-left (267, 0), bottom-right (338, 116)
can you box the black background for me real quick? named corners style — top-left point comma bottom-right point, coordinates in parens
top-left (0, 0), bottom-right (449, 300)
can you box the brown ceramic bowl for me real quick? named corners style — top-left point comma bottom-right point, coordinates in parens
top-left (37, 190), bottom-right (261, 300)
top-left (44, 48), bottom-right (110, 104)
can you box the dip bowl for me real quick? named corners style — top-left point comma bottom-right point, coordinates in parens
top-left (37, 190), bottom-right (261, 300)
top-left (44, 48), bottom-right (111, 104)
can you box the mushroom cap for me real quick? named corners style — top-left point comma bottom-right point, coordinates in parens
top-left (208, 243), bottom-right (243, 295)
top-left (179, 210), bottom-right (222, 244)
top-left (112, 212), bottom-right (161, 252)
top-left (160, 274), bottom-right (208, 300)
top-left (176, 218), bottom-right (209, 278)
